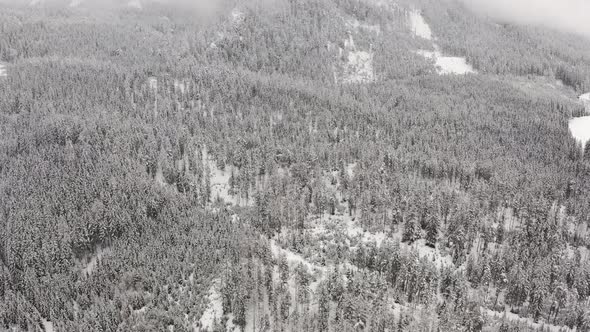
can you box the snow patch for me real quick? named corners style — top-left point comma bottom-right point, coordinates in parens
top-left (81, 246), bottom-right (112, 277)
top-left (198, 280), bottom-right (224, 331)
top-left (148, 76), bottom-right (158, 92)
top-left (482, 307), bottom-right (572, 332)
top-left (0, 63), bottom-right (6, 77)
top-left (409, 10), bottom-right (475, 75)
top-left (173, 79), bottom-right (186, 95)
top-left (41, 318), bottom-right (54, 332)
top-left (580, 93), bottom-right (590, 112)
top-left (69, 0), bottom-right (82, 7)
top-left (408, 10), bottom-right (433, 40)
top-left (569, 116), bottom-right (590, 149)
top-left (335, 34), bottom-right (375, 84)
top-left (342, 50), bottom-right (375, 83)
top-left (417, 48), bottom-right (476, 75)
top-left (202, 147), bottom-right (253, 207)
top-left (346, 18), bottom-right (381, 35)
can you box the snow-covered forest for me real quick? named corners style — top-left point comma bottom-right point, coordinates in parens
top-left (1, 0), bottom-right (590, 331)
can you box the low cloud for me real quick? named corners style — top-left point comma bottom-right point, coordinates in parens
top-left (460, 0), bottom-right (590, 37)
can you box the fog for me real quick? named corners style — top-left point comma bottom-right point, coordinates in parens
top-left (460, 0), bottom-right (590, 38)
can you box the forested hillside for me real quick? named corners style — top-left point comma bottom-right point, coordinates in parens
top-left (1, 0), bottom-right (590, 331)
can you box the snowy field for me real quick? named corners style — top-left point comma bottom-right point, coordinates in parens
top-left (345, 18), bottom-right (381, 35)
top-left (568, 93), bottom-right (590, 149)
top-left (569, 116), bottom-right (590, 149)
top-left (417, 48), bottom-right (476, 75)
top-left (408, 10), bottom-right (433, 40)
top-left (336, 34), bottom-right (375, 84)
top-left (410, 10), bottom-right (476, 75)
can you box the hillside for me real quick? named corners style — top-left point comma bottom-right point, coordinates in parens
top-left (1, 0), bottom-right (590, 331)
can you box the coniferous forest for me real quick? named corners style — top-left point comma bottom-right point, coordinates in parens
top-left (1, 0), bottom-right (590, 331)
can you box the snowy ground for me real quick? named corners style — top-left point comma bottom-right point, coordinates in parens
top-left (408, 10), bottom-right (433, 40)
top-left (569, 115), bottom-right (590, 149)
top-left (409, 10), bottom-right (475, 75)
top-left (335, 34), bottom-right (375, 84)
top-left (202, 147), bottom-right (253, 207)
top-left (0, 63), bottom-right (6, 77)
top-left (482, 307), bottom-right (573, 332)
top-left (148, 77), bottom-right (158, 92)
top-left (417, 48), bottom-right (476, 75)
top-left (341, 50), bottom-right (375, 83)
top-left (580, 92), bottom-right (590, 112)
top-left (81, 246), bottom-right (112, 277)
top-left (345, 18), bottom-right (381, 35)
top-left (69, 0), bottom-right (82, 7)
top-left (198, 280), bottom-right (224, 331)
top-left (41, 318), bottom-right (54, 332)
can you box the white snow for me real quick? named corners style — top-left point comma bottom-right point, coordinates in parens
top-left (346, 18), bottom-right (381, 35)
top-left (417, 48), bottom-right (476, 75)
top-left (580, 93), bottom-right (590, 112)
top-left (336, 34), bottom-right (375, 84)
top-left (342, 50), bottom-right (375, 83)
top-left (41, 318), bottom-right (54, 332)
top-left (569, 116), bottom-right (590, 149)
top-left (409, 10), bottom-right (476, 75)
top-left (81, 246), bottom-right (112, 276)
top-left (0, 63), bottom-right (6, 77)
top-left (148, 77), bottom-right (158, 92)
top-left (198, 280), bottom-right (224, 331)
top-left (69, 0), bottom-right (82, 7)
top-left (482, 307), bottom-right (572, 332)
top-left (408, 10), bottom-right (433, 40)
top-left (173, 79), bottom-right (186, 95)
top-left (202, 147), bottom-right (253, 207)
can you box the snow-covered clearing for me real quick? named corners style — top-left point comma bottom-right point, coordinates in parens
top-left (409, 10), bottom-right (475, 75)
top-left (202, 147), bottom-right (253, 207)
top-left (198, 280), bottom-right (224, 331)
top-left (41, 318), bottom-right (54, 332)
top-left (569, 116), bottom-right (590, 149)
top-left (335, 34), bottom-right (375, 84)
top-left (81, 246), bottom-right (112, 276)
top-left (567, 93), bottom-right (590, 150)
top-left (345, 18), bottom-right (381, 35)
top-left (408, 10), bottom-right (432, 40)
top-left (417, 48), bottom-right (476, 75)
top-left (482, 307), bottom-right (572, 332)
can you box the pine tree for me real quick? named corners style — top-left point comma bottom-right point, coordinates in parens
top-left (402, 218), bottom-right (421, 244)
top-left (425, 215), bottom-right (439, 248)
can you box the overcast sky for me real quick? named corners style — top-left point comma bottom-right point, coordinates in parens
top-left (460, 0), bottom-right (590, 37)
